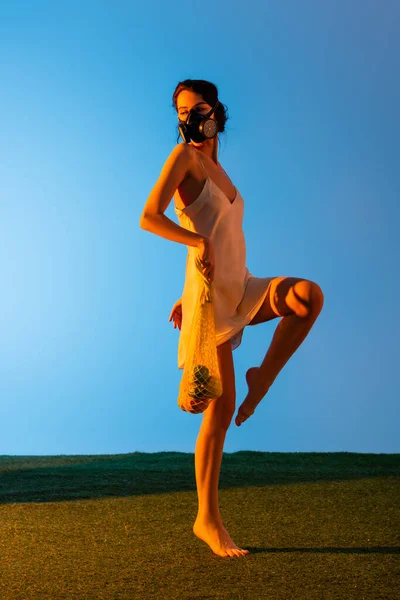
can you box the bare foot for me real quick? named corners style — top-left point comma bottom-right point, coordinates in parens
top-left (235, 367), bottom-right (268, 427)
top-left (193, 518), bottom-right (250, 558)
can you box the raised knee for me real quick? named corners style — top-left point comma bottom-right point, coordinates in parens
top-left (288, 280), bottom-right (324, 318)
top-left (310, 282), bottom-right (324, 314)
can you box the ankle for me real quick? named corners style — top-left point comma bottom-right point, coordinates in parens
top-left (195, 513), bottom-right (223, 526)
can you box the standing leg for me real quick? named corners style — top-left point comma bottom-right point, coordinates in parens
top-left (192, 339), bottom-right (249, 557)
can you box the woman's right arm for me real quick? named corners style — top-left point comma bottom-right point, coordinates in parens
top-left (139, 143), bottom-right (205, 249)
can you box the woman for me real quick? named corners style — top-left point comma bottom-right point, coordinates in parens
top-left (140, 79), bottom-right (324, 558)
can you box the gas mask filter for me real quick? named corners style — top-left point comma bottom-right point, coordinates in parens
top-left (178, 100), bottom-right (220, 143)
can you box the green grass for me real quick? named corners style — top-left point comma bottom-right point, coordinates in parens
top-left (0, 451), bottom-right (399, 599)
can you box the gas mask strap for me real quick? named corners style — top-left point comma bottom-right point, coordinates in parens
top-left (206, 100), bottom-right (220, 119)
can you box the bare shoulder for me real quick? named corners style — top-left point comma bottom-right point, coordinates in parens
top-left (170, 141), bottom-right (192, 160)
top-left (165, 142), bottom-right (194, 177)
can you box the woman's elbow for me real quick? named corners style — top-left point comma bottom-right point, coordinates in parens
top-left (140, 213), bottom-right (151, 229)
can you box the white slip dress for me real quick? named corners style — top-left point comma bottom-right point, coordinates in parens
top-left (173, 157), bottom-right (277, 370)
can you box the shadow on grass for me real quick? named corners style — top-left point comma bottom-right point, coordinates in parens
top-left (244, 546), bottom-right (400, 555)
top-left (0, 451), bottom-right (399, 504)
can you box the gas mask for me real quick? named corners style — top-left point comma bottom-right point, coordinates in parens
top-left (178, 100), bottom-right (220, 143)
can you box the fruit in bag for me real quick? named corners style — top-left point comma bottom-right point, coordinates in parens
top-left (177, 257), bottom-right (223, 414)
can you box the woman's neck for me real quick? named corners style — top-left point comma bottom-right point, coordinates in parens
top-left (198, 139), bottom-right (219, 165)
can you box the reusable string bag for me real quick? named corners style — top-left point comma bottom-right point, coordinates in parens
top-left (177, 255), bottom-right (223, 414)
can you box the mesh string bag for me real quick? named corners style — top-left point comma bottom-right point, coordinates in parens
top-left (177, 256), bottom-right (223, 414)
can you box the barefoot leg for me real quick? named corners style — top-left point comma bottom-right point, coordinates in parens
top-left (193, 340), bottom-right (250, 558)
top-left (236, 281), bottom-right (324, 426)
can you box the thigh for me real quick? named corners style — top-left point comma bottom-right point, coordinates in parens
top-left (248, 276), bottom-right (313, 326)
top-left (202, 339), bottom-right (236, 426)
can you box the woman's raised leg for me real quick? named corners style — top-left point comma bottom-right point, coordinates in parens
top-left (236, 277), bottom-right (325, 426)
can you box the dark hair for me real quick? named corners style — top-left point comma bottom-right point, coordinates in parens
top-left (172, 79), bottom-right (229, 144)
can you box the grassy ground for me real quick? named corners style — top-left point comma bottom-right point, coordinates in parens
top-left (0, 451), bottom-right (399, 600)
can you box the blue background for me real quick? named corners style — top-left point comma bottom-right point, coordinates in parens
top-left (1, 0), bottom-right (398, 455)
